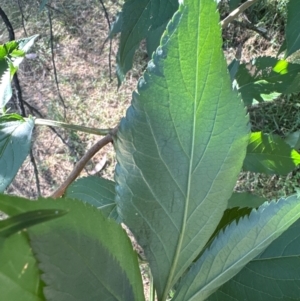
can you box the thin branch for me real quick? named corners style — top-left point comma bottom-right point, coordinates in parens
top-left (29, 150), bottom-right (41, 196)
top-left (17, 0), bottom-right (28, 36)
top-left (0, 6), bottom-right (15, 40)
top-left (34, 118), bottom-right (112, 136)
top-left (98, 0), bottom-right (112, 81)
top-left (221, 0), bottom-right (259, 28)
top-left (50, 127), bottom-right (118, 198)
top-left (47, 8), bottom-right (67, 117)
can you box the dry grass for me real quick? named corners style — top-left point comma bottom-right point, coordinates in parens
top-left (1, 0), bottom-right (147, 198)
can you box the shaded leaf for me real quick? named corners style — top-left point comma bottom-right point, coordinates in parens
top-left (208, 208), bottom-right (300, 301)
top-left (227, 192), bottom-right (267, 209)
top-left (285, 131), bottom-right (300, 149)
top-left (228, 58), bottom-right (240, 83)
top-left (0, 232), bottom-right (45, 301)
top-left (0, 209), bottom-right (67, 237)
top-left (146, 21), bottom-right (168, 57)
top-left (204, 192), bottom-right (267, 258)
top-left (0, 115), bottom-right (34, 192)
top-left (116, 0), bottom-right (178, 84)
top-left (65, 176), bottom-right (118, 221)
top-left (114, 0), bottom-right (249, 299)
top-left (108, 12), bottom-right (123, 39)
top-left (285, 0), bottom-right (300, 58)
top-left (174, 195), bottom-right (300, 301)
top-left (228, 0), bottom-right (242, 11)
top-left (243, 132), bottom-right (300, 175)
top-left (0, 195), bottom-right (145, 301)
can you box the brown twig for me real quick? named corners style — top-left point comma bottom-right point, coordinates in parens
top-left (50, 127), bottom-right (118, 198)
top-left (221, 0), bottom-right (259, 29)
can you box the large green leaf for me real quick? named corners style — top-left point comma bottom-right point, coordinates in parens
top-left (0, 195), bottom-right (145, 301)
top-left (285, 0), bottom-right (300, 58)
top-left (0, 115), bottom-right (34, 192)
top-left (174, 195), bottom-right (300, 301)
top-left (65, 176), bottom-right (118, 221)
top-left (207, 202), bottom-right (300, 301)
top-left (243, 132), bottom-right (300, 175)
top-left (116, 0), bottom-right (178, 84)
top-left (0, 232), bottom-right (45, 301)
top-left (114, 0), bottom-right (249, 299)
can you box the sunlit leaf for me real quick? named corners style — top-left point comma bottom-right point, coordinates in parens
top-left (243, 132), bottom-right (300, 175)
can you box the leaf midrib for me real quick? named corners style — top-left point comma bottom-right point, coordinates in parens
top-left (161, 7), bottom-right (201, 300)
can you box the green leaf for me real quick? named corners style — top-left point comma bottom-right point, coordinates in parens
top-left (0, 35), bottom-right (38, 109)
top-left (109, 12), bottom-right (123, 39)
top-left (204, 193), bottom-right (267, 256)
top-left (0, 195), bottom-right (145, 301)
top-left (114, 0), bottom-right (249, 299)
top-left (174, 195), bottom-right (300, 301)
top-left (243, 132), bottom-right (300, 175)
top-left (285, 131), bottom-right (300, 149)
top-left (285, 0), bottom-right (300, 58)
top-left (229, 0), bottom-right (242, 11)
top-left (207, 208), bottom-right (300, 301)
top-left (235, 57), bottom-right (300, 105)
top-left (0, 65), bottom-right (13, 108)
top-left (228, 58), bottom-right (240, 83)
top-left (0, 232), bottom-right (45, 301)
top-left (0, 209), bottom-right (67, 237)
top-left (146, 21), bottom-right (168, 57)
top-left (116, 0), bottom-right (178, 84)
top-left (39, 0), bottom-right (49, 12)
top-left (65, 176), bottom-right (118, 221)
top-left (227, 192), bottom-right (267, 209)
top-left (0, 115), bottom-right (34, 192)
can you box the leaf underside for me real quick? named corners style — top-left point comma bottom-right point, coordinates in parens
top-left (116, 0), bottom-right (178, 84)
top-left (173, 195), bottom-right (300, 301)
top-left (0, 115), bottom-right (34, 192)
top-left (65, 176), bottom-right (118, 221)
top-left (114, 0), bottom-right (249, 299)
top-left (208, 209), bottom-right (300, 301)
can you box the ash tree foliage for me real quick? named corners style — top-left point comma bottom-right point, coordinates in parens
top-left (2, 0), bottom-right (300, 301)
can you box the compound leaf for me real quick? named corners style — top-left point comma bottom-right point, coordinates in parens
top-left (65, 176), bottom-right (118, 221)
top-left (0, 115), bottom-right (34, 192)
top-left (174, 195), bottom-right (300, 301)
top-left (114, 0), bottom-right (249, 299)
top-left (243, 132), bottom-right (300, 175)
